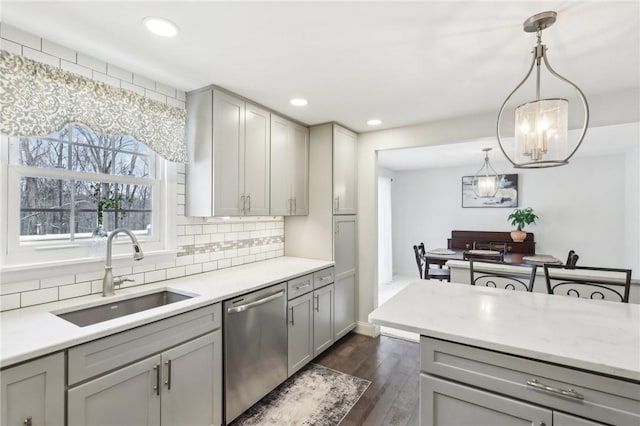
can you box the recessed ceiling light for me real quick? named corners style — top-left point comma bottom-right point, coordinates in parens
top-left (290, 98), bottom-right (308, 106)
top-left (143, 17), bottom-right (179, 37)
top-left (367, 119), bottom-right (382, 126)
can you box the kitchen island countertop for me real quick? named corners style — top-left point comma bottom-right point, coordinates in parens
top-left (369, 280), bottom-right (640, 381)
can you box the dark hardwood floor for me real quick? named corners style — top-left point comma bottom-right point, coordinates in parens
top-left (315, 332), bottom-right (420, 426)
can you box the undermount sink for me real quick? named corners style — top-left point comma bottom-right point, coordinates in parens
top-left (56, 290), bottom-right (193, 327)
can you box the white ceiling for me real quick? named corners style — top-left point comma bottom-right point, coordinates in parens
top-left (1, 1), bottom-right (638, 133)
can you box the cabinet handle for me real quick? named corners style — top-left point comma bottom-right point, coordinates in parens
top-left (23, 417), bottom-right (32, 426)
top-left (526, 379), bottom-right (584, 400)
top-left (295, 281), bottom-right (311, 290)
top-left (165, 360), bottom-right (172, 390)
top-left (240, 194), bottom-right (246, 213)
top-left (289, 306), bottom-right (294, 325)
top-left (247, 194), bottom-right (251, 212)
top-left (153, 364), bottom-right (160, 396)
top-left (314, 294), bottom-right (319, 312)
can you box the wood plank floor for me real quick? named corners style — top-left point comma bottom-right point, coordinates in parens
top-left (315, 332), bottom-right (420, 426)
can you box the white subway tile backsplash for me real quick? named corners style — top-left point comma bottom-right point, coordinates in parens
top-left (177, 215), bottom-right (193, 225)
top-left (1, 294), bottom-right (21, 311)
top-left (185, 225), bottom-right (202, 235)
top-left (59, 282), bottom-right (92, 300)
top-left (61, 60), bottom-right (92, 78)
top-left (243, 223), bottom-right (256, 231)
top-left (167, 97), bottom-right (186, 109)
top-left (145, 270), bottom-right (166, 283)
top-left (0, 279), bottom-right (39, 295)
top-left (112, 266), bottom-right (133, 276)
top-left (175, 255), bottom-right (194, 266)
top-left (177, 174), bottom-right (186, 185)
top-left (0, 38), bottom-right (22, 55)
top-left (217, 224), bottom-right (231, 233)
top-left (231, 223), bottom-right (244, 232)
top-left (155, 260), bottom-right (176, 270)
top-left (121, 81), bottom-right (145, 96)
top-left (176, 194), bottom-right (185, 205)
top-left (132, 262), bottom-right (157, 274)
top-left (237, 231), bottom-right (250, 240)
top-left (210, 233), bottom-right (224, 243)
top-left (224, 232), bottom-right (238, 241)
top-left (23, 47), bottom-right (59, 67)
top-left (255, 253), bottom-right (267, 262)
top-left (75, 269), bottom-right (103, 283)
top-left (92, 71), bottom-right (121, 88)
top-left (218, 259), bottom-right (232, 269)
top-left (224, 249), bottom-right (238, 259)
top-left (255, 222), bottom-right (267, 230)
top-left (210, 251), bottom-right (225, 261)
top-left (0, 23), bottom-right (40, 49)
top-left (185, 263), bottom-right (203, 275)
top-left (91, 280), bottom-right (103, 294)
top-left (231, 257), bottom-right (245, 267)
top-left (176, 225), bottom-right (186, 236)
top-left (194, 253), bottom-right (210, 264)
top-left (21, 288), bottom-right (58, 307)
top-left (41, 275), bottom-right (75, 288)
top-left (155, 82), bottom-right (176, 97)
top-left (177, 235), bottom-right (194, 246)
top-left (166, 266), bottom-right (185, 280)
top-left (77, 53), bottom-right (107, 73)
top-left (133, 73), bottom-right (155, 90)
top-left (194, 234), bottom-right (210, 244)
top-left (244, 254), bottom-right (256, 263)
top-left (203, 224), bottom-right (217, 234)
top-left (145, 90), bottom-right (166, 103)
top-left (42, 39), bottom-right (76, 62)
top-left (237, 247), bottom-right (250, 256)
top-left (107, 64), bottom-right (133, 82)
top-left (202, 261), bottom-right (218, 272)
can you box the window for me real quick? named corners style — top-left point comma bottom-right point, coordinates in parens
top-left (1, 123), bottom-right (175, 270)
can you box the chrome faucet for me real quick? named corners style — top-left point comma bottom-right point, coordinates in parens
top-left (102, 228), bottom-right (145, 297)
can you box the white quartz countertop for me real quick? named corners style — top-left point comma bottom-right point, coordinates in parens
top-left (1, 256), bottom-right (333, 368)
top-left (369, 280), bottom-right (640, 381)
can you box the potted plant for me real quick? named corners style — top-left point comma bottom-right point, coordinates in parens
top-left (507, 207), bottom-right (539, 242)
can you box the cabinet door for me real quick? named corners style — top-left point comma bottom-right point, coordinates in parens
top-left (68, 355), bottom-right (161, 426)
top-left (186, 89), bottom-right (214, 217)
top-left (313, 284), bottom-right (334, 357)
top-left (334, 215), bottom-right (357, 339)
top-left (213, 90), bottom-right (245, 216)
top-left (288, 292), bottom-right (314, 376)
top-left (420, 374), bottom-right (552, 426)
top-left (554, 412), bottom-right (606, 426)
top-left (161, 331), bottom-right (222, 426)
top-left (244, 103), bottom-right (270, 216)
top-left (270, 114), bottom-right (292, 215)
top-left (333, 124), bottom-right (357, 214)
top-left (290, 123), bottom-right (309, 215)
top-left (1, 353), bottom-right (64, 426)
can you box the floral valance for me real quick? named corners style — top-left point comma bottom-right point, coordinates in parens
top-left (0, 49), bottom-right (188, 163)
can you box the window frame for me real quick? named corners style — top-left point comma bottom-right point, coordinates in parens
top-left (0, 132), bottom-right (176, 277)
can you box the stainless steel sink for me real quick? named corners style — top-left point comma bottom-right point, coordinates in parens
top-left (56, 290), bottom-right (193, 327)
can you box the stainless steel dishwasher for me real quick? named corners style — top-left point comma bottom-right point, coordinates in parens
top-left (223, 283), bottom-right (287, 424)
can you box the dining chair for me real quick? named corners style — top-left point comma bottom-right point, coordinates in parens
top-left (565, 250), bottom-right (579, 268)
top-left (424, 256), bottom-right (451, 281)
top-left (470, 260), bottom-right (537, 292)
top-left (544, 264), bottom-right (632, 303)
top-left (413, 244), bottom-right (425, 279)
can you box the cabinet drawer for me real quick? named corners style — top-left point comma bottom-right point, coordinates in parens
top-left (68, 303), bottom-right (221, 385)
top-left (313, 267), bottom-right (334, 289)
top-left (287, 274), bottom-right (313, 299)
top-left (421, 336), bottom-right (640, 425)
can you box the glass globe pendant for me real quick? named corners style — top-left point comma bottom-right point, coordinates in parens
top-left (497, 11), bottom-right (589, 168)
top-left (473, 148), bottom-right (500, 198)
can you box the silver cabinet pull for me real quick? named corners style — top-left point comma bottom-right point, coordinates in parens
top-left (319, 275), bottom-right (331, 282)
top-left (295, 282), bottom-right (311, 290)
top-left (526, 379), bottom-right (584, 400)
top-left (247, 194), bottom-right (251, 212)
top-left (23, 417), bottom-right (32, 426)
top-left (314, 294), bottom-right (319, 312)
top-left (240, 194), bottom-right (246, 213)
top-left (164, 360), bottom-right (172, 390)
top-left (153, 364), bottom-right (160, 396)
top-left (289, 306), bottom-right (294, 325)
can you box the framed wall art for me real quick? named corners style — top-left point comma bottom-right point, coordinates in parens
top-left (462, 174), bottom-right (518, 208)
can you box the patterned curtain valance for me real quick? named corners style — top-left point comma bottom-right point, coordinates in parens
top-left (0, 50), bottom-right (188, 163)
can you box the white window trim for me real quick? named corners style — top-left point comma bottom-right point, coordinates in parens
top-left (0, 135), bottom-right (177, 281)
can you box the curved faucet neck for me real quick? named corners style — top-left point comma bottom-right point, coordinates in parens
top-left (105, 228), bottom-right (140, 268)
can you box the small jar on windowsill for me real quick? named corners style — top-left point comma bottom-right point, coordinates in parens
top-left (90, 222), bottom-right (108, 257)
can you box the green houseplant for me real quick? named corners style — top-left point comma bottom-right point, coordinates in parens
top-left (507, 207), bottom-right (539, 242)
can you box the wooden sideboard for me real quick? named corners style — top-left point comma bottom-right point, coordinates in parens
top-left (447, 230), bottom-right (535, 254)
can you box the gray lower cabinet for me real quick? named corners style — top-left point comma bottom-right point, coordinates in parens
top-left (1, 352), bottom-right (64, 426)
top-left (287, 292), bottom-right (314, 376)
top-left (334, 216), bottom-right (356, 340)
top-left (420, 336), bottom-right (640, 426)
top-left (69, 331), bottom-right (222, 426)
top-left (333, 275), bottom-right (355, 339)
top-left (421, 374), bottom-right (552, 426)
top-left (313, 283), bottom-right (334, 357)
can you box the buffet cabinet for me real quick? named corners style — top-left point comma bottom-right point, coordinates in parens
top-left (420, 337), bottom-right (640, 426)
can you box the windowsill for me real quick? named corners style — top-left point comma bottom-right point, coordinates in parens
top-left (0, 250), bottom-right (177, 284)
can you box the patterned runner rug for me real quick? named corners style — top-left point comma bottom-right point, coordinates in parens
top-left (230, 363), bottom-right (370, 426)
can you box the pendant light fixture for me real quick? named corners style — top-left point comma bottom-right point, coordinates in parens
top-left (496, 11), bottom-right (589, 168)
top-left (473, 148), bottom-right (500, 198)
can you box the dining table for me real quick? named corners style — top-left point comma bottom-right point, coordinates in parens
top-left (423, 249), bottom-right (562, 267)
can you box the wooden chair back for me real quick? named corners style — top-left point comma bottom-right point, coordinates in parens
top-left (544, 265), bottom-right (632, 303)
top-left (413, 244), bottom-right (424, 279)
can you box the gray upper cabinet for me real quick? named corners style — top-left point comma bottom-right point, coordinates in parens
top-left (271, 114), bottom-right (309, 216)
top-left (1, 352), bottom-right (65, 426)
top-left (333, 124), bottom-right (357, 214)
top-left (186, 88), bottom-right (270, 217)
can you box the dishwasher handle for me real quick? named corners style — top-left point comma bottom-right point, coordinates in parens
top-left (227, 290), bottom-right (285, 314)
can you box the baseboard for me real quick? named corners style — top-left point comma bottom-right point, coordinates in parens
top-left (354, 321), bottom-right (379, 337)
